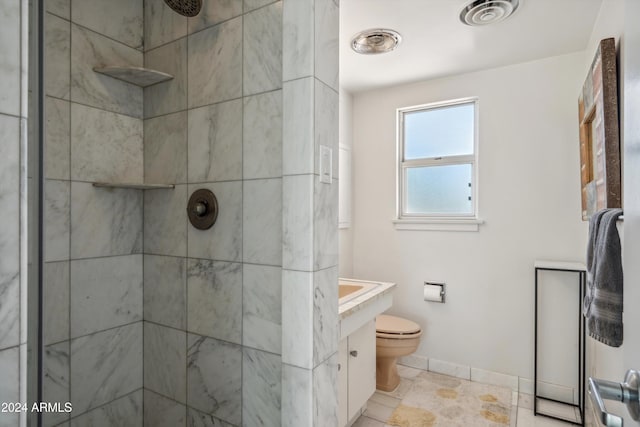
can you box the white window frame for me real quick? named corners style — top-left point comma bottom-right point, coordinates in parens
top-left (394, 97), bottom-right (482, 231)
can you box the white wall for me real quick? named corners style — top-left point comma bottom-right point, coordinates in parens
top-left (339, 88), bottom-right (354, 277)
top-left (351, 52), bottom-right (589, 382)
top-left (585, 0), bottom-right (624, 64)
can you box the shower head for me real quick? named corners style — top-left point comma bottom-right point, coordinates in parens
top-left (164, 0), bottom-right (202, 17)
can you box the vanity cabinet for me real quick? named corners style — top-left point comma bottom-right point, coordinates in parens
top-left (338, 320), bottom-right (376, 426)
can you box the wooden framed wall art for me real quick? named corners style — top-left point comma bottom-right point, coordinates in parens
top-left (578, 37), bottom-right (621, 220)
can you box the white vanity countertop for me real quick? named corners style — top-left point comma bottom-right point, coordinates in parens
top-left (339, 278), bottom-right (396, 320)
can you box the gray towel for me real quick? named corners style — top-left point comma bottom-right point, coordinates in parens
top-left (583, 208), bottom-right (624, 347)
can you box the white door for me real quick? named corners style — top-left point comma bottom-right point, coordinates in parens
top-left (621, 0), bottom-right (640, 425)
top-left (605, 0), bottom-right (640, 427)
top-left (589, 3), bottom-right (640, 426)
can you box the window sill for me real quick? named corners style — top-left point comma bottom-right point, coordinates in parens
top-left (392, 218), bottom-right (484, 232)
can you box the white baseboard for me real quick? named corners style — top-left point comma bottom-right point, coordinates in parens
top-left (397, 357), bottom-right (575, 400)
top-left (519, 378), bottom-right (534, 395)
top-left (518, 378), bottom-right (576, 403)
top-left (427, 358), bottom-right (471, 380)
top-left (471, 367), bottom-right (518, 391)
top-left (536, 381), bottom-right (576, 403)
top-left (398, 354), bottom-right (429, 371)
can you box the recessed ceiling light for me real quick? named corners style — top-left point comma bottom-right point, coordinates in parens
top-left (459, 0), bottom-right (520, 26)
top-left (351, 29), bottom-right (402, 55)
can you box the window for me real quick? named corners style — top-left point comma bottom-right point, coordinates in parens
top-left (396, 98), bottom-right (479, 227)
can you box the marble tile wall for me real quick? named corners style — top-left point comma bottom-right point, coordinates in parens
top-left (142, 2), bottom-right (287, 425)
top-left (0, 0), bottom-right (28, 426)
top-left (187, 17), bottom-right (242, 108)
top-left (243, 3), bottom-right (282, 96)
top-left (243, 347), bottom-right (282, 426)
top-left (0, 115), bottom-right (23, 351)
top-left (144, 38), bottom-right (187, 119)
top-left (69, 390), bottom-right (143, 427)
top-left (70, 105), bottom-right (143, 183)
top-left (0, 347), bottom-right (21, 427)
top-left (42, 1), bottom-right (145, 425)
top-left (42, 342), bottom-right (70, 426)
top-left (69, 255), bottom-right (142, 338)
top-left (42, 8), bottom-right (75, 421)
top-left (143, 390), bottom-right (186, 427)
top-left (186, 100), bottom-right (242, 183)
top-left (70, 323), bottom-right (143, 414)
top-left (0, 0), bottom-right (22, 116)
top-left (143, 323), bottom-right (186, 403)
top-left (186, 334), bottom-right (242, 424)
top-left (71, 0), bottom-right (143, 50)
top-left (37, 0), bottom-right (339, 426)
top-left (281, 0), bottom-right (340, 426)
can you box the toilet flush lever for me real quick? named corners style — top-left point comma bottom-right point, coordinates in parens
top-left (588, 370), bottom-right (640, 427)
top-left (350, 350), bottom-right (358, 358)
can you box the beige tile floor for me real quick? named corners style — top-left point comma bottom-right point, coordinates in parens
top-left (352, 365), bottom-right (577, 427)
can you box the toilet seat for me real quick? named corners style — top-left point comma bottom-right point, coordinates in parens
top-left (376, 315), bottom-right (422, 339)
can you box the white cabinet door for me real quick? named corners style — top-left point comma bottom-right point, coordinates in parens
top-left (347, 320), bottom-right (376, 422)
top-left (338, 338), bottom-right (349, 427)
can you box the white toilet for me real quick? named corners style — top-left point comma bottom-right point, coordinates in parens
top-left (375, 314), bottom-right (422, 392)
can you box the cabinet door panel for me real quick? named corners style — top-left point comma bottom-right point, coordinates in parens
top-left (347, 320), bottom-right (376, 421)
top-left (339, 337), bottom-right (349, 427)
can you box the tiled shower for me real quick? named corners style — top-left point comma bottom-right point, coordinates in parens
top-left (34, 0), bottom-right (339, 426)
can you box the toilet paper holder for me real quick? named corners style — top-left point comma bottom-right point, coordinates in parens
top-left (424, 282), bottom-right (446, 303)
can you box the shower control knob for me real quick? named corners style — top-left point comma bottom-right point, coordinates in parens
top-left (187, 189), bottom-right (218, 230)
top-left (193, 201), bottom-right (207, 217)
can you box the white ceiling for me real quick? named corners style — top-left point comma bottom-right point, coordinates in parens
top-left (340, 0), bottom-right (604, 92)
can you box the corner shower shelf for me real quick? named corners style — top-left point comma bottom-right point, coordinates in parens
top-left (93, 66), bottom-right (174, 88)
top-left (93, 182), bottom-right (175, 190)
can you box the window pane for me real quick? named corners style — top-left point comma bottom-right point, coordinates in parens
top-left (405, 164), bottom-right (472, 215)
top-left (404, 102), bottom-right (474, 159)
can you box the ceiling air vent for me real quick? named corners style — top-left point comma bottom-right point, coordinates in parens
top-left (459, 0), bottom-right (520, 26)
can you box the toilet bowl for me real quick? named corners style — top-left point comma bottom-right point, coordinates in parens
top-left (375, 314), bottom-right (422, 392)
